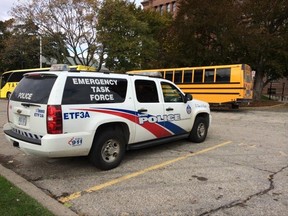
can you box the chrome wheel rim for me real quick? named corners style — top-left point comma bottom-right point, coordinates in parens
top-left (101, 139), bottom-right (120, 163)
top-left (197, 123), bottom-right (206, 137)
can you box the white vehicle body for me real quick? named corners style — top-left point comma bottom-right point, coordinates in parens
top-left (4, 66), bottom-right (211, 170)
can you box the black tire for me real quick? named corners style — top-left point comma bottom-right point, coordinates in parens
top-left (89, 128), bottom-right (126, 170)
top-left (189, 116), bottom-right (208, 143)
top-left (231, 103), bottom-right (239, 109)
top-left (6, 92), bottom-right (11, 99)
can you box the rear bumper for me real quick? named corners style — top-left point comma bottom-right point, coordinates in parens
top-left (4, 123), bottom-right (93, 157)
top-left (235, 98), bottom-right (253, 104)
top-left (4, 129), bottom-right (41, 145)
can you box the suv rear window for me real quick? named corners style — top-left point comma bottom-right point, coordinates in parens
top-left (62, 77), bottom-right (127, 104)
top-left (10, 75), bottom-right (57, 104)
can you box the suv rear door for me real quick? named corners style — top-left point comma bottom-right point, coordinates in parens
top-left (133, 78), bottom-right (167, 142)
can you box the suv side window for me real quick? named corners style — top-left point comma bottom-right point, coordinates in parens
top-left (135, 80), bottom-right (159, 103)
top-left (161, 82), bottom-right (184, 103)
top-left (62, 77), bottom-right (127, 104)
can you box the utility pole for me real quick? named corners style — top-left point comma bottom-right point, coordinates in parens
top-left (39, 36), bottom-right (42, 68)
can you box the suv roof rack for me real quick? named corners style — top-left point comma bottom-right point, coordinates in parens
top-left (126, 71), bottom-right (162, 78)
top-left (50, 64), bottom-right (69, 71)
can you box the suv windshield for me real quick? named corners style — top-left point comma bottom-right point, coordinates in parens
top-left (10, 75), bottom-right (57, 104)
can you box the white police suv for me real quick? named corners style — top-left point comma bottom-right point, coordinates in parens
top-left (4, 65), bottom-right (211, 170)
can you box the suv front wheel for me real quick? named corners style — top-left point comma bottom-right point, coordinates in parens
top-left (89, 129), bottom-right (126, 170)
top-left (189, 116), bottom-right (208, 143)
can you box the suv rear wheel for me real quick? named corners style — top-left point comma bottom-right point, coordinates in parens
top-left (89, 128), bottom-right (126, 170)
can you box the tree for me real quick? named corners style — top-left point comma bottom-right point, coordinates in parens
top-left (135, 9), bottom-right (173, 69)
top-left (239, 0), bottom-right (288, 100)
top-left (171, 0), bottom-right (242, 67)
top-left (97, 0), bottom-right (172, 72)
top-left (0, 19), bottom-right (14, 72)
top-left (97, 0), bottom-right (148, 72)
top-left (11, 0), bottom-right (100, 68)
top-left (0, 19), bottom-right (41, 71)
top-left (173, 0), bottom-right (288, 100)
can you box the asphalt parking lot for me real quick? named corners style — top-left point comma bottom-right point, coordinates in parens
top-left (0, 99), bottom-right (287, 216)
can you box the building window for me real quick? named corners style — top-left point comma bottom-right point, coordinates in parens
top-left (172, 2), bottom-right (176, 13)
top-left (166, 3), bottom-right (170, 13)
top-left (159, 5), bottom-right (163, 15)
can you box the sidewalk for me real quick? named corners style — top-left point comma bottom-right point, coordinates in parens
top-left (0, 164), bottom-right (78, 216)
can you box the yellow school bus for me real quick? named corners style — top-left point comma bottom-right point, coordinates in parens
top-left (0, 65), bottom-right (97, 99)
top-left (127, 64), bottom-right (253, 108)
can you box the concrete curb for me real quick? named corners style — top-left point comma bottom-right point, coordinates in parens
top-left (0, 164), bottom-right (78, 216)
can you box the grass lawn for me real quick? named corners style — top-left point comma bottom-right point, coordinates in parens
top-left (0, 175), bottom-right (54, 216)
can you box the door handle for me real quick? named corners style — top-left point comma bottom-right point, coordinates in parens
top-left (166, 107), bottom-right (174, 111)
top-left (138, 109), bottom-right (148, 113)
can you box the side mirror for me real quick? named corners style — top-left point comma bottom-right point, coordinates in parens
top-left (184, 93), bottom-right (193, 103)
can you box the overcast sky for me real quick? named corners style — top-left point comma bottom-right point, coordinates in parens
top-left (0, 0), bottom-right (142, 21)
top-left (0, 0), bottom-right (18, 21)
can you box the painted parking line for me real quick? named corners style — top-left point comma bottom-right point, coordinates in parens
top-left (58, 141), bottom-right (232, 203)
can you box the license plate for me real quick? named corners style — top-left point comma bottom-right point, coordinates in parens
top-left (18, 115), bottom-right (27, 126)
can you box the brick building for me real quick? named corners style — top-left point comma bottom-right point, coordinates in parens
top-left (141, 0), bottom-right (178, 16)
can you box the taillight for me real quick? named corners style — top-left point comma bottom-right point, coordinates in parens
top-left (47, 105), bottom-right (63, 134)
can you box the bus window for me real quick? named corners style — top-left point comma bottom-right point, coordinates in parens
top-left (245, 73), bottom-right (251, 83)
top-left (194, 69), bottom-right (203, 83)
top-left (9, 71), bottom-right (27, 82)
top-left (183, 70), bottom-right (192, 83)
top-left (0, 73), bottom-right (10, 88)
top-left (244, 67), bottom-right (252, 83)
top-left (204, 69), bottom-right (214, 83)
top-left (165, 71), bottom-right (173, 81)
top-left (174, 70), bottom-right (182, 83)
top-left (216, 68), bottom-right (231, 82)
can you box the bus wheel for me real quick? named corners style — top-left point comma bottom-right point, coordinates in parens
top-left (189, 117), bottom-right (208, 143)
top-left (89, 129), bottom-right (126, 170)
top-left (6, 92), bottom-right (11, 99)
top-left (231, 104), bottom-right (239, 109)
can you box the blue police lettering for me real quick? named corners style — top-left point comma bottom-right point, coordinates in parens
top-left (64, 112), bottom-right (90, 120)
top-left (34, 108), bottom-right (45, 118)
top-left (139, 114), bottom-right (181, 124)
